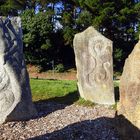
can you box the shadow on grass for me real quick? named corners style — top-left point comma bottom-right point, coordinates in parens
top-left (34, 91), bottom-right (80, 118)
top-left (34, 85), bottom-right (120, 119)
top-left (46, 91), bottom-right (80, 105)
top-left (28, 113), bottom-right (140, 140)
top-left (31, 77), bottom-right (58, 80)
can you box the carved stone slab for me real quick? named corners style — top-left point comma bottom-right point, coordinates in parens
top-left (0, 17), bottom-right (37, 124)
top-left (73, 26), bottom-right (115, 105)
top-left (118, 39), bottom-right (140, 128)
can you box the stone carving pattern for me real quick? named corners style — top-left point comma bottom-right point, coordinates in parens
top-left (0, 18), bottom-right (23, 114)
top-left (83, 38), bottom-right (112, 87)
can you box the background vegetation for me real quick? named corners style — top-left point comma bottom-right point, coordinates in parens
top-left (1, 0), bottom-right (140, 72)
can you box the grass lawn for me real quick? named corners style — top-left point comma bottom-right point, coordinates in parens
top-left (30, 78), bottom-right (119, 106)
top-left (30, 78), bottom-right (95, 106)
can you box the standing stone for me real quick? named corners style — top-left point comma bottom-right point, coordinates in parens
top-left (118, 38), bottom-right (140, 128)
top-left (73, 26), bottom-right (115, 105)
top-left (0, 17), bottom-right (37, 124)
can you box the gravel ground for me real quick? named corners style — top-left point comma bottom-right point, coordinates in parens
top-left (0, 102), bottom-right (120, 140)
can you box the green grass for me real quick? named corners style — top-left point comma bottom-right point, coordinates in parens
top-left (30, 78), bottom-right (119, 107)
top-left (30, 78), bottom-right (95, 106)
top-left (76, 98), bottom-right (95, 106)
top-left (30, 78), bottom-right (77, 101)
top-left (114, 80), bottom-right (120, 87)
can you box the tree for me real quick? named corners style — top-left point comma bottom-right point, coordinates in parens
top-left (135, 0), bottom-right (140, 38)
top-left (0, 0), bottom-right (26, 15)
top-left (1, 0), bottom-right (139, 71)
top-left (21, 9), bottom-right (53, 67)
top-left (61, 0), bottom-right (139, 71)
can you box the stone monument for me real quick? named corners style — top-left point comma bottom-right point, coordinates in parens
top-left (73, 26), bottom-right (115, 105)
top-left (0, 17), bottom-right (37, 124)
top-left (118, 38), bottom-right (140, 128)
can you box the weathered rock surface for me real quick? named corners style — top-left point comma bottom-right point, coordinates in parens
top-left (73, 26), bottom-right (115, 105)
top-left (0, 17), bottom-right (37, 124)
top-left (118, 39), bottom-right (140, 129)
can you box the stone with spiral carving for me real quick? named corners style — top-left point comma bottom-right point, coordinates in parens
top-left (0, 17), bottom-right (37, 124)
top-left (73, 26), bottom-right (115, 105)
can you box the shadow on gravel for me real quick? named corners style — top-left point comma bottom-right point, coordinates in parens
top-left (34, 91), bottom-right (79, 118)
top-left (28, 113), bottom-right (140, 140)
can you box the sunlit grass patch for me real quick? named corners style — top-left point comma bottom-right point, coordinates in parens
top-left (30, 78), bottom-right (120, 107)
top-left (30, 78), bottom-right (77, 102)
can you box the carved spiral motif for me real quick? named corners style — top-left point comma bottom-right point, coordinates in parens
top-left (84, 38), bottom-right (111, 86)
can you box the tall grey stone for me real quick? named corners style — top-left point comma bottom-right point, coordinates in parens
top-left (118, 38), bottom-right (140, 129)
top-left (73, 26), bottom-right (115, 105)
top-left (0, 17), bottom-right (37, 124)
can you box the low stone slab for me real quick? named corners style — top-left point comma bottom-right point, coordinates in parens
top-left (73, 26), bottom-right (115, 105)
top-left (0, 17), bottom-right (37, 124)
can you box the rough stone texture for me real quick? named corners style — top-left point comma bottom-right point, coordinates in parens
top-left (73, 26), bottom-right (115, 105)
top-left (0, 17), bottom-right (37, 124)
top-left (118, 39), bottom-right (140, 129)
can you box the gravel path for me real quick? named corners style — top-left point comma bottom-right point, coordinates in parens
top-left (0, 102), bottom-right (120, 140)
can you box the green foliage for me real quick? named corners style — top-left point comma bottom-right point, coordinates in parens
top-left (0, 0), bottom-right (26, 15)
top-left (137, 1), bottom-right (140, 38)
top-left (114, 48), bottom-right (123, 62)
top-left (21, 9), bottom-right (53, 66)
top-left (63, 26), bottom-right (75, 46)
top-left (1, 0), bottom-right (139, 72)
top-left (72, 0), bottom-right (139, 72)
top-left (54, 64), bottom-right (65, 73)
top-left (76, 10), bottom-right (93, 29)
top-left (22, 10), bottom-right (52, 47)
top-left (41, 41), bottom-right (51, 50)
